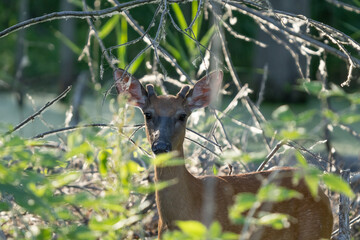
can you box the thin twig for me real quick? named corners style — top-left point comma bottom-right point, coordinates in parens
top-left (123, 11), bottom-right (193, 83)
top-left (186, 127), bottom-right (222, 148)
top-left (82, 0), bottom-right (115, 71)
top-left (219, 0), bottom-right (360, 67)
top-left (4, 86), bottom-right (72, 136)
top-left (32, 123), bottom-right (142, 139)
top-left (256, 140), bottom-right (286, 171)
top-left (185, 136), bottom-right (220, 157)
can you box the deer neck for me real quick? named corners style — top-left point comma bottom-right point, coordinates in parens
top-left (154, 145), bottom-right (197, 185)
top-left (154, 145), bottom-right (202, 222)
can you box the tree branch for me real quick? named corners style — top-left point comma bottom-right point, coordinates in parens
top-left (4, 86), bottom-right (72, 136)
top-left (0, 0), bottom-right (158, 38)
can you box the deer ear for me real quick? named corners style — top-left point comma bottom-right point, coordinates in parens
top-left (185, 70), bottom-right (223, 111)
top-left (114, 68), bottom-right (148, 109)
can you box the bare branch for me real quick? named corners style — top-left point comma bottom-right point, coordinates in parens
top-left (326, 0), bottom-right (360, 14)
top-left (4, 86), bottom-right (72, 136)
top-left (31, 123), bottom-right (145, 139)
top-left (185, 136), bottom-right (220, 157)
top-left (0, 0), bottom-right (158, 39)
top-left (220, 0), bottom-right (360, 67)
top-left (123, 11), bottom-right (193, 83)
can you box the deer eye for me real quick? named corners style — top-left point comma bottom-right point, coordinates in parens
top-left (178, 113), bottom-right (187, 122)
top-left (144, 112), bottom-right (152, 120)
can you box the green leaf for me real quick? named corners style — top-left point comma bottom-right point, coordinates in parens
top-left (230, 193), bottom-right (257, 217)
top-left (171, 3), bottom-right (188, 30)
top-left (66, 141), bottom-right (92, 159)
top-left (49, 171), bottom-right (81, 188)
top-left (177, 220), bottom-right (207, 238)
top-left (54, 30), bottom-right (82, 55)
top-left (191, 0), bottom-right (201, 38)
top-left (116, 15), bottom-right (128, 68)
top-left (98, 150), bottom-right (109, 176)
top-left (64, 225), bottom-right (96, 240)
top-left (212, 165), bottom-right (218, 175)
top-left (296, 110), bottom-right (316, 124)
top-left (99, 15), bottom-right (120, 39)
top-left (127, 53), bottom-right (144, 74)
top-left (208, 221), bottom-right (222, 237)
top-left (295, 151), bottom-right (308, 167)
top-left (279, 128), bottom-right (305, 140)
top-left (0, 184), bottom-right (53, 219)
top-left (0, 201), bottom-right (10, 211)
top-left (322, 173), bottom-right (355, 198)
top-left (199, 26), bottom-right (215, 47)
top-left (4, 136), bottom-right (26, 147)
top-left (348, 92), bottom-right (360, 104)
top-left (323, 109), bottom-right (339, 124)
top-left (340, 113), bottom-right (360, 124)
top-left (304, 167), bottom-right (321, 197)
top-left (171, 3), bottom-right (194, 50)
top-left (300, 81), bottom-right (323, 96)
top-left (257, 213), bottom-right (290, 230)
top-left (272, 105), bottom-right (295, 122)
top-left (257, 184), bottom-right (302, 202)
top-left (153, 152), bottom-right (183, 167)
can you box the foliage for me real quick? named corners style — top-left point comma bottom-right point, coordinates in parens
top-left (1, 0), bottom-right (360, 239)
top-left (0, 105), bottom-right (155, 239)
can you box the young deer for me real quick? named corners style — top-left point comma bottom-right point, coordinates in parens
top-left (114, 69), bottom-right (333, 239)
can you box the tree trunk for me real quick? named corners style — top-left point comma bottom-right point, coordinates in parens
top-left (58, 0), bottom-right (76, 93)
top-left (14, 0), bottom-right (29, 107)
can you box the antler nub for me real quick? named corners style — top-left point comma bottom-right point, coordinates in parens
top-left (146, 84), bottom-right (156, 97)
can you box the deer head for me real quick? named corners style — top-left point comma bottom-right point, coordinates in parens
top-left (114, 69), bottom-right (223, 156)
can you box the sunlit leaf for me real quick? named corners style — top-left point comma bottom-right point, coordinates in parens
top-left (208, 221), bottom-right (222, 237)
top-left (49, 171), bottom-right (81, 188)
top-left (323, 173), bottom-right (355, 198)
top-left (191, 1), bottom-right (201, 38)
top-left (66, 141), bottom-right (92, 159)
top-left (257, 184), bottom-right (302, 202)
top-left (98, 150), bottom-right (109, 176)
top-left (279, 128), bottom-right (305, 140)
top-left (99, 15), bottom-right (120, 39)
top-left (213, 165), bottom-right (218, 175)
top-left (230, 193), bottom-right (257, 221)
top-left (304, 167), bottom-right (321, 197)
top-left (116, 15), bottom-right (128, 68)
top-left (171, 3), bottom-right (194, 50)
top-left (199, 26), bottom-right (215, 47)
top-left (177, 220), bottom-right (207, 238)
top-left (257, 213), bottom-right (290, 230)
top-left (127, 53), bottom-right (144, 74)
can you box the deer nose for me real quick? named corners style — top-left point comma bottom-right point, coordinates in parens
top-left (152, 141), bottom-right (172, 155)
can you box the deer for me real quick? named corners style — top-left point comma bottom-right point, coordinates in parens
top-left (114, 68), bottom-right (333, 240)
